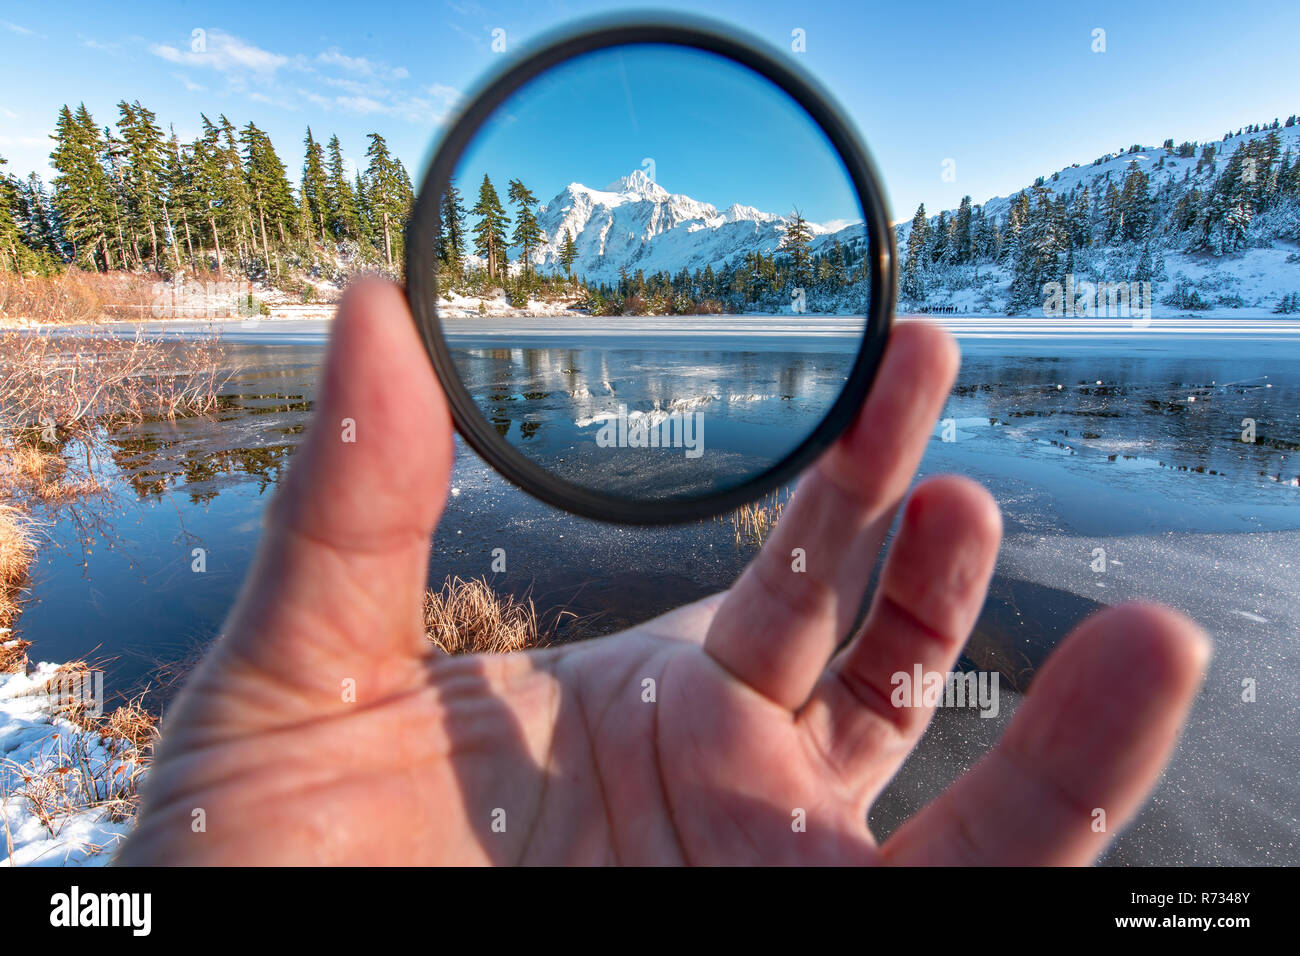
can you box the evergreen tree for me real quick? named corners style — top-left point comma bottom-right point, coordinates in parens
top-left (901, 203), bottom-right (929, 300)
top-left (162, 126), bottom-right (198, 267)
top-left (12, 170), bottom-right (64, 261)
top-left (50, 103), bottom-right (115, 270)
top-left (470, 173), bottom-right (509, 281)
top-left (361, 133), bottom-right (412, 268)
top-left (928, 210), bottom-right (950, 264)
top-left (780, 208), bottom-right (813, 287)
top-left (191, 115), bottom-right (234, 272)
top-left (558, 228), bottom-right (577, 278)
top-left (506, 178), bottom-right (544, 274)
top-left (301, 128), bottom-right (329, 244)
top-left (241, 121), bottom-right (294, 275)
top-left (324, 134), bottom-right (363, 244)
top-left (1118, 162), bottom-right (1153, 241)
top-left (953, 195), bottom-right (972, 263)
top-left (115, 100), bottom-right (167, 269)
top-left (437, 178), bottom-right (467, 281)
top-left (0, 155), bottom-right (30, 271)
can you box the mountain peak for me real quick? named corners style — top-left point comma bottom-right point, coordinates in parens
top-left (604, 168), bottom-right (669, 200)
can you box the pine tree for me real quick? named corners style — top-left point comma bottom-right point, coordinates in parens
top-left (953, 195), bottom-right (972, 264)
top-left (324, 134), bottom-right (362, 244)
top-left (437, 179), bottom-right (467, 281)
top-left (162, 126), bottom-right (197, 268)
top-left (1101, 182), bottom-right (1123, 243)
top-left (115, 100), bottom-right (167, 269)
top-left (780, 208), bottom-right (813, 288)
top-left (506, 178), bottom-right (544, 275)
top-left (241, 121), bottom-right (292, 275)
top-left (50, 103), bottom-right (115, 270)
top-left (301, 128), bottom-right (329, 244)
top-left (360, 133), bottom-right (412, 269)
top-left (470, 174), bottom-right (509, 282)
top-left (215, 115), bottom-right (255, 265)
top-left (1133, 243), bottom-right (1155, 283)
top-left (901, 203), bottom-right (929, 300)
top-left (191, 115), bottom-right (231, 272)
top-left (558, 228), bottom-right (577, 279)
top-left (1067, 186), bottom-right (1092, 249)
top-left (829, 238), bottom-right (847, 286)
top-left (1118, 162), bottom-right (1152, 241)
top-left (13, 170), bottom-right (64, 261)
top-left (0, 155), bottom-right (27, 271)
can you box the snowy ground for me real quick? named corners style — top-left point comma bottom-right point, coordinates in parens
top-left (0, 660), bottom-right (137, 866)
top-left (436, 288), bottom-right (586, 318)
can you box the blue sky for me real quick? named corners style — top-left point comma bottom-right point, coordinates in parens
top-left (455, 44), bottom-right (861, 224)
top-left (2, 0), bottom-right (1298, 223)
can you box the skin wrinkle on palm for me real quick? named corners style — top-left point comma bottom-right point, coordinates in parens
top-left (117, 280), bottom-right (1209, 866)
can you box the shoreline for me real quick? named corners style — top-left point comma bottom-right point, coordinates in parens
top-left (6, 308), bottom-right (1300, 334)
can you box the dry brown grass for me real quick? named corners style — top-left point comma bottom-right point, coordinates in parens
top-left (0, 504), bottom-right (38, 631)
top-left (726, 491), bottom-right (787, 546)
top-left (424, 576), bottom-right (549, 655)
top-left (0, 330), bottom-right (228, 438)
top-left (0, 329), bottom-right (228, 517)
top-left (0, 269), bottom-right (166, 327)
top-left (0, 444), bottom-right (101, 505)
top-left (0, 638), bottom-right (31, 674)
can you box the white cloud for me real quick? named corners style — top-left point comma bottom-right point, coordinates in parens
top-left (317, 48), bottom-right (376, 75)
top-left (316, 46), bottom-right (410, 83)
top-left (248, 91), bottom-right (296, 110)
top-left (336, 95), bottom-right (387, 115)
top-left (429, 84), bottom-right (462, 109)
top-left (2, 20), bottom-right (35, 36)
top-left (150, 30), bottom-right (287, 76)
top-left (142, 29), bottom-right (458, 126)
top-left (171, 72), bottom-right (206, 92)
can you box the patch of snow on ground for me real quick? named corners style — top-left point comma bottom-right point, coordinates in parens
top-left (1, 662), bottom-right (137, 866)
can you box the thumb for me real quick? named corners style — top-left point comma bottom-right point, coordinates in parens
top-left (197, 278), bottom-right (453, 717)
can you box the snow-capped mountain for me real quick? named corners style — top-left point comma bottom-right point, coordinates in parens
top-left (514, 168), bottom-right (863, 284)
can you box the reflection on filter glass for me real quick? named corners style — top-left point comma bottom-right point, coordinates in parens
top-left (453, 339), bottom-right (859, 499)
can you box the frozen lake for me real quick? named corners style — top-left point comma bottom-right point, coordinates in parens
top-left (18, 313), bottom-right (1300, 864)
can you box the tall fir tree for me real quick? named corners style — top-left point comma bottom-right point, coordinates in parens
top-left (779, 208), bottom-right (813, 287)
top-left (558, 228), bottom-right (577, 279)
top-left (901, 203), bottom-right (929, 300)
top-left (115, 100), bottom-right (167, 269)
top-left (324, 134), bottom-right (363, 244)
top-left (361, 133), bottom-right (413, 268)
top-left (437, 178), bottom-right (467, 281)
top-left (301, 128), bottom-right (329, 244)
top-left (470, 173), bottom-right (509, 281)
top-left (506, 178), bottom-right (544, 275)
top-left (50, 103), bottom-right (115, 270)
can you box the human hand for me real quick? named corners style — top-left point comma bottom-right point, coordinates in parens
top-left (118, 279), bottom-right (1208, 865)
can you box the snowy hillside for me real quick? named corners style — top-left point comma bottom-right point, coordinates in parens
top-left (896, 120), bottom-right (1300, 316)
top-left (508, 168), bottom-right (863, 284)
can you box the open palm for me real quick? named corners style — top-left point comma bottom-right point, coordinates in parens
top-left (119, 281), bottom-right (1207, 866)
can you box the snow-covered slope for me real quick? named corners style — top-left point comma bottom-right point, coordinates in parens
top-left (972, 124), bottom-right (1300, 228)
top-left (511, 168), bottom-right (863, 284)
top-left (896, 123), bottom-right (1300, 315)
